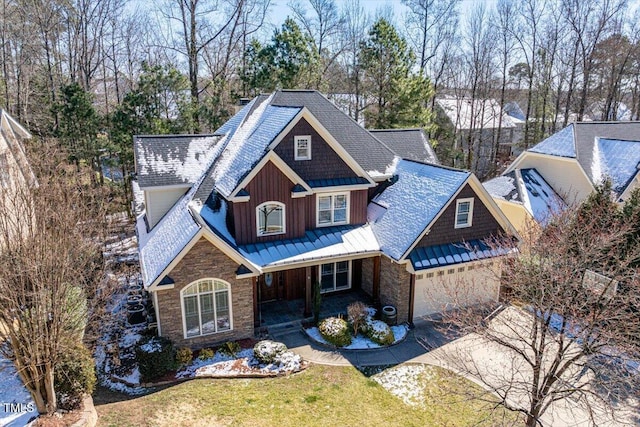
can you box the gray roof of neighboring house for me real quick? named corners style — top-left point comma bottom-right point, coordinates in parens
top-left (436, 97), bottom-right (517, 130)
top-left (134, 134), bottom-right (222, 188)
top-left (527, 121), bottom-right (640, 195)
top-left (369, 129), bottom-right (439, 165)
top-left (0, 109), bottom-right (36, 187)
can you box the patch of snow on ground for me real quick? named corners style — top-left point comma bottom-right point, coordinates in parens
top-left (306, 324), bottom-right (408, 349)
top-left (0, 357), bottom-right (37, 426)
top-left (373, 364), bottom-right (432, 406)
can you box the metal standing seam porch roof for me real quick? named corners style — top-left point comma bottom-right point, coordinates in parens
top-left (409, 239), bottom-right (512, 271)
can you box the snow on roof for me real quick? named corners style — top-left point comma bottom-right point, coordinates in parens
top-left (371, 160), bottom-right (470, 260)
top-left (504, 101), bottom-right (526, 122)
top-left (409, 239), bottom-right (512, 271)
top-left (436, 97), bottom-right (517, 130)
top-left (528, 124), bottom-right (576, 158)
top-left (195, 201), bottom-right (379, 268)
top-left (134, 134), bottom-right (222, 187)
top-left (518, 169), bottom-right (566, 224)
top-left (483, 172), bottom-right (520, 202)
top-left (213, 97), bottom-right (301, 198)
top-left (591, 138), bottom-right (640, 195)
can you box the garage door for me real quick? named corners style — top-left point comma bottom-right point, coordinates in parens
top-left (413, 263), bottom-right (501, 318)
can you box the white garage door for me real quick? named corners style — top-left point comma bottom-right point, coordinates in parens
top-left (413, 263), bottom-right (501, 318)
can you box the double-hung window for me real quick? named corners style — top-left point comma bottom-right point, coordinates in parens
top-left (319, 261), bottom-right (351, 293)
top-left (294, 135), bottom-right (311, 160)
top-left (256, 202), bottom-right (285, 236)
top-left (182, 279), bottom-right (231, 338)
top-left (455, 198), bottom-right (474, 228)
top-left (317, 193), bottom-right (349, 226)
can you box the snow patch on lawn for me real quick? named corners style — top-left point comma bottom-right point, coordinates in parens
top-left (306, 324), bottom-right (409, 349)
top-left (373, 364), bottom-right (432, 406)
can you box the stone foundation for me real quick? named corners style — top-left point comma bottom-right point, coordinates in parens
top-left (378, 256), bottom-right (411, 323)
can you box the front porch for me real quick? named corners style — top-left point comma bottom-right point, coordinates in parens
top-left (258, 289), bottom-right (373, 327)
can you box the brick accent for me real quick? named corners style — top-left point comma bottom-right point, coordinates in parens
top-left (418, 184), bottom-right (503, 248)
top-left (379, 256), bottom-right (412, 323)
top-left (154, 238), bottom-right (254, 348)
top-left (361, 257), bottom-right (374, 295)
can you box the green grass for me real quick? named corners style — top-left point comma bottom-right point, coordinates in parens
top-left (95, 364), bottom-right (520, 427)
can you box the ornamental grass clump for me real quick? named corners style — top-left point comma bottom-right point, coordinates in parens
top-left (219, 341), bottom-right (241, 357)
top-left (198, 348), bottom-right (215, 360)
top-left (365, 319), bottom-right (394, 346)
top-left (175, 347), bottom-right (193, 366)
top-left (253, 340), bottom-right (288, 364)
top-left (318, 317), bottom-right (352, 347)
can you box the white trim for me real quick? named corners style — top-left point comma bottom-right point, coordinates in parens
top-left (455, 198), bottom-right (474, 228)
top-left (294, 135), bottom-right (312, 160)
top-left (268, 108), bottom-right (375, 184)
top-left (152, 290), bottom-right (162, 335)
top-left (318, 260), bottom-right (352, 293)
top-left (229, 151), bottom-right (312, 200)
top-left (312, 183), bottom-right (375, 193)
top-left (291, 191), bottom-right (308, 198)
top-left (316, 192), bottom-right (350, 227)
top-left (180, 278), bottom-right (234, 339)
top-left (256, 201), bottom-right (286, 236)
top-left (232, 195), bottom-right (250, 203)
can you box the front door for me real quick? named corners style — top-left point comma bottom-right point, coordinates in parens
top-left (259, 272), bottom-right (279, 302)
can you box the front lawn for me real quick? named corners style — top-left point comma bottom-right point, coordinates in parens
top-left (95, 364), bottom-right (520, 426)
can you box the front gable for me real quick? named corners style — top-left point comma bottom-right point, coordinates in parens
top-left (417, 183), bottom-right (504, 248)
top-left (273, 117), bottom-right (358, 182)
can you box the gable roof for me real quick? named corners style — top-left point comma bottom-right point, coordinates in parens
top-left (0, 110), bottom-right (36, 187)
top-left (436, 97), bottom-right (517, 130)
top-left (270, 91), bottom-right (396, 174)
top-left (525, 121), bottom-right (640, 196)
top-left (483, 168), bottom-right (566, 225)
top-left (369, 159), bottom-right (470, 261)
top-left (369, 129), bottom-right (439, 165)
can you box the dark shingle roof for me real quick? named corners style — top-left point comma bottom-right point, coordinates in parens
top-left (409, 239), bottom-right (512, 271)
top-left (270, 90), bottom-right (396, 174)
top-left (134, 134), bottom-right (222, 188)
top-left (369, 128), bottom-right (439, 164)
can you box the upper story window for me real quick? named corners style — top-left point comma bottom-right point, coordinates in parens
top-left (256, 201), bottom-right (285, 236)
top-left (455, 198), bottom-right (474, 228)
top-left (294, 135), bottom-right (311, 160)
top-left (317, 193), bottom-right (349, 227)
top-left (182, 279), bottom-right (231, 338)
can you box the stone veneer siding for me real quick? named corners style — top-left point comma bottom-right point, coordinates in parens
top-left (154, 238), bottom-right (254, 348)
top-left (378, 256), bottom-right (412, 323)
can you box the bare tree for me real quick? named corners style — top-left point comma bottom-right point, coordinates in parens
top-left (0, 142), bottom-right (108, 414)
top-left (437, 190), bottom-right (640, 427)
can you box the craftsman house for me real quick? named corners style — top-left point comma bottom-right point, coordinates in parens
top-left (134, 90), bottom-right (517, 348)
top-left (483, 121), bottom-right (640, 233)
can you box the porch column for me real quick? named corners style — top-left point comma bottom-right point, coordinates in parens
top-left (408, 273), bottom-right (415, 327)
top-left (252, 277), bottom-right (260, 327)
top-left (373, 256), bottom-right (381, 305)
top-left (304, 266), bottom-right (312, 317)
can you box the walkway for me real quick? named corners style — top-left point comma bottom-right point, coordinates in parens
top-left (269, 317), bottom-right (458, 367)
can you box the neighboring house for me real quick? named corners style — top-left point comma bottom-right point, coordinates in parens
top-left (484, 121), bottom-right (640, 232)
top-left (134, 90), bottom-right (517, 348)
top-left (436, 96), bottom-right (521, 179)
top-left (0, 110), bottom-right (36, 244)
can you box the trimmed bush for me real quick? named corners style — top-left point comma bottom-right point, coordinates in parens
top-left (318, 317), bottom-right (352, 347)
top-left (175, 347), bottom-right (193, 366)
top-left (55, 342), bottom-right (96, 410)
top-left (253, 340), bottom-right (288, 364)
top-left (198, 347), bottom-right (215, 360)
top-left (218, 341), bottom-right (241, 357)
top-left (135, 336), bottom-right (176, 382)
top-left (365, 319), bottom-right (395, 346)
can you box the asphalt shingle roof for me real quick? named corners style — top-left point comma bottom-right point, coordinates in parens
top-left (409, 239), bottom-right (511, 271)
top-left (369, 129), bottom-right (439, 164)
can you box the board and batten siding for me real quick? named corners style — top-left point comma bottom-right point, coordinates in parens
top-left (273, 117), bottom-right (358, 181)
top-left (145, 187), bottom-right (189, 229)
top-left (418, 184), bottom-right (503, 248)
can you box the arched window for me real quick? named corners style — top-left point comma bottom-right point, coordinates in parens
top-left (256, 201), bottom-right (285, 236)
top-left (181, 279), bottom-right (231, 338)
